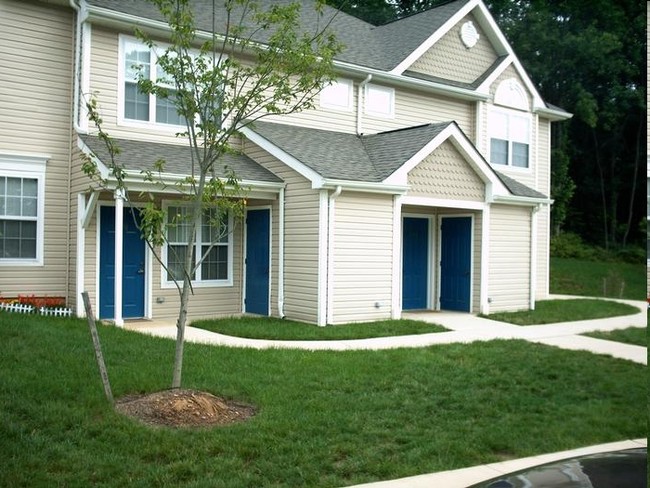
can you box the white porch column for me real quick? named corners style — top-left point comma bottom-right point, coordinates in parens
top-left (391, 195), bottom-right (403, 319)
top-left (114, 189), bottom-right (125, 327)
top-left (76, 194), bottom-right (86, 317)
top-left (479, 204), bottom-right (491, 315)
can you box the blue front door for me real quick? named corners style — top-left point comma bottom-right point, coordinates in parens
top-left (245, 209), bottom-right (270, 315)
top-left (440, 216), bottom-right (472, 312)
top-left (402, 217), bottom-right (429, 310)
top-left (99, 206), bottom-right (145, 319)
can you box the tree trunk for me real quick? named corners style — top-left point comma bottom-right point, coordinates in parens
top-left (622, 118), bottom-right (642, 247)
top-left (592, 129), bottom-right (609, 249)
top-left (171, 179), bottom-right (205, 389)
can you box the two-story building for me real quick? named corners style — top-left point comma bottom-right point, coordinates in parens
top-left (0, 0), bottom-right (570, 326)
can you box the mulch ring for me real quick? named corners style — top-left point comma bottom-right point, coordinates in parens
top-left (115, 389), bottom-right (256, 428)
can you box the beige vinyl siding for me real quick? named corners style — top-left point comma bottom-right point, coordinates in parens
top-left (0, 0), bottom-right (74, 298)
top-left (244, 141), bottom-right (321, 324)
top-left (88, 26), bottom-right (187, 144)
top-left (409, 14), bottom-right (498, 84)
top-left (407, 140), bottom-right (485, 201)
top-left (331, 192), bottom-right (394, 324)
top-left (488, 205), bottom-right (531, 312)
top-left (363, 87), bottom-right (474, 137)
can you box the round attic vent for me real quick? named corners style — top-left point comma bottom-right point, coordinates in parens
top-left (460, 21), bottom-right (479, 48)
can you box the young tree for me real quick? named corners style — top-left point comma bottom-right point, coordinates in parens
top-left (83, 0), bottom-right (342, 389)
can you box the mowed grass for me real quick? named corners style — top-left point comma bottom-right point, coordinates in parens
top-left (550, 257), bottom-right (646, 300)
top-left (192, 316), bottom-right (447, 340)
top-left (584, 327), bottom-right (647, 347)
top-left (483, 299), bottom-right (639, 325)
top-left (1, 312), bottom-right (646, 487)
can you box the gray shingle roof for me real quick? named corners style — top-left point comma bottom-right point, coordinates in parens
top-left (85, 0), bottom-right (471, 71)
top-left (248, 121), bottom-right (548, 200)
top-left (494, 171), bottom-right (548, 199)
top-left (248, 121), bottom-right (452, 182)
top-left (81, 135), bottom-right (283, 183)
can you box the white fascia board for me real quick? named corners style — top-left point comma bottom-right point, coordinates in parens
top-left (493, 195), bottom-right (553, 206)
top-left (401, 195), bottom-right (487, 211)
top-left (334, 62), bottom-right (489, 102)
top-left (239, 127), bottom-right (325, 187)
top-left (384, 124), bottom-right (509, 197)
top-left (389, 0), bottom-right (479, 75)
top-left (320, 179), bottom-right (408, 195)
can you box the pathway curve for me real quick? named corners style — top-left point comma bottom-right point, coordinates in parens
top-left (127, 296), bottom-right (647, 364)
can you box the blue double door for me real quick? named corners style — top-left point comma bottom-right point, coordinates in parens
top-left (245, 209), bottom-right (270, 315)
top-left (402, 216), bottom-right (472, 312)
top-left (99, 206), bottom-right (146, 319)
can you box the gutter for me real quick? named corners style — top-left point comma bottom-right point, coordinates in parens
top-left (277, 187), bottom-right (285, 318)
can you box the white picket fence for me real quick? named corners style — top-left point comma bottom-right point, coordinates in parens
top-left (0, 302), bottom-right (73, 317)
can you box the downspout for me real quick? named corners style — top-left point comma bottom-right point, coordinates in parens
top-left (325, 185), bottom-right (342, 325)
top-left (356, 74), bottom-right (372, 135)
top-left (69, 0), bottom-right (89, 135)
top-left (529, 204), bottom-right (540, 310)
top-left (277, 187), bottom-right (285, 318)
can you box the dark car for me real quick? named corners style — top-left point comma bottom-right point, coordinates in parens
top-left (466, 448), bottom-right (647, 488)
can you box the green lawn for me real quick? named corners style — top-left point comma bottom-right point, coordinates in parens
top-left (192, 316), bottom-right (447, 340)
top-left (1, 312), bottom-right (646, 487)
top-left (550, 257), bottom-right (646, 300)
top-left (483, 299), bottom-right (639, 326)
top-left (584, 327), bottom-right (647, 347)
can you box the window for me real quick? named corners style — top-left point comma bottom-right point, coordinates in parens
top-left (0, 155), bottom-right (46, 266)
top-left (120, 36), bottom-right (186, 127)
top-left (364, 84), bottom-right (394, 118)
top-left (164, 204), bottom-right (232, 286)
top-left (488, 109), bottom-right (531, 168)
top-left (319, 79), bottom-right (353, 111)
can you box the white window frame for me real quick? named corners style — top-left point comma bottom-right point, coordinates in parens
top-left (160, 202), bottom-right (234, 288)
top-left (488, 107), bottom-right (532, 170)
top-left (364, 83), bottom-right (395, 118)
top-left (319, 78), bottom-right (353, 111)
top-left (0, 154), bottom-right (47, 266)
top-left (117, 35), bottom-right (188, 131)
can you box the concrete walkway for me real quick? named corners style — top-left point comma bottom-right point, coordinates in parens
top-left (128, 295), bottom-right (647, 364)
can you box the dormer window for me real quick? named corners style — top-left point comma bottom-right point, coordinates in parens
top-left (119, 36), bottom-right (186, 128)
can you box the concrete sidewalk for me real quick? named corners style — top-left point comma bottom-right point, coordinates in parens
top-left (128, 296), bottom-right (647, 364)
top-left (345, 438), bottom-right (647, 488)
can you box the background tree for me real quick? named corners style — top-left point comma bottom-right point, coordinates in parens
top-left (84, 0), bottom-right (341, 389)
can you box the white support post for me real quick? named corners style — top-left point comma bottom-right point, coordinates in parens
top-left (114, 190), bottom-right (124, 326)
top-left (391, 195), bottom-right (402, 319)
top-left (76, 193), bottom-right (86, 317)
top-left (480, 204), bottom-right (491, 315)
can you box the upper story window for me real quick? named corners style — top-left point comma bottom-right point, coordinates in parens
top-left (319, 79), bottom-right (353, 111)
top-left (365, 83), bottom-right (395, 118)
top-left (0, 155), bottom-right (46, 266)
top-left (119, 36), bottom-right (186, 128)
top-left (162, 203), bottom-right (233, 287)
top-left (488, 108), bottom-right (531, 169)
